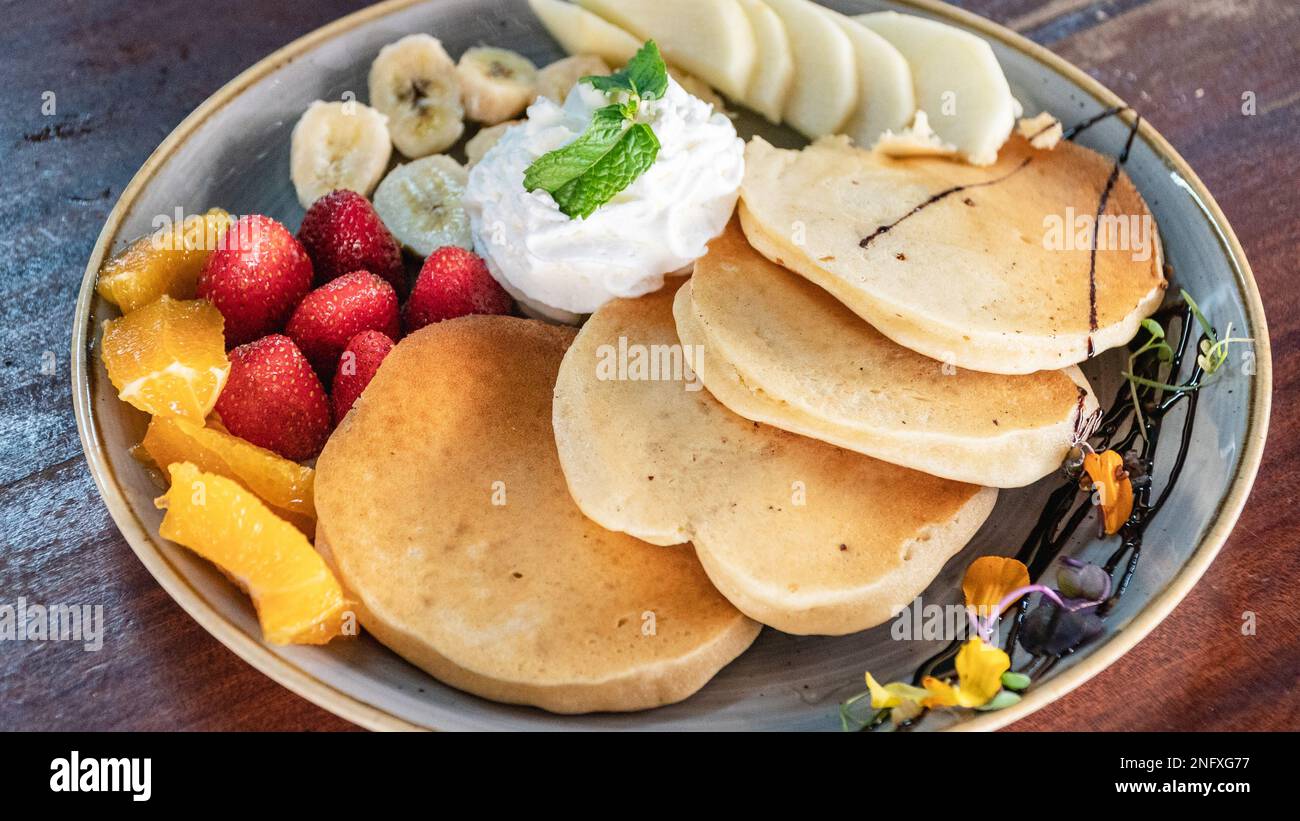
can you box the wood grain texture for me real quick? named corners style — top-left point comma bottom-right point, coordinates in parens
top-left (0, 0), bottom-right (1295, 731)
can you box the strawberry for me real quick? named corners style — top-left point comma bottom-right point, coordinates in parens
top-left (285, 270), bottom-right (400, 379)
top-left (214, 335), bottom-right (332, 461)
top-left (403, 246), bottom-right (513, 333)
top-left (331, 330), bottom-right (395, 421)
top-left (197, 215), bottom-right (314, 346)
top-left (297, 190), bottom-right (406, 295)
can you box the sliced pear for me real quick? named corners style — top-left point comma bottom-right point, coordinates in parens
top-left (529, 0), bottom-right (640, 66)
top-left (577, 0), bottom-right (756, 100)
top-left (856, 11), bottom-right (1016, 165)
top-left (825, 10), bottom-right (915, 147)
top-left (736, 0), bottom-right (793, 123)
top-left (761, 0), bottom-right (856, 138)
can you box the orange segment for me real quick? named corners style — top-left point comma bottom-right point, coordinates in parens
top-left (141, 416), bottom-right (315, 518)
top-left (97, 208), bottom-right (233, 313)
top-left (155, 462), bottom-right (354, 645)
top-left (101, 296), bottom-right (230, 421)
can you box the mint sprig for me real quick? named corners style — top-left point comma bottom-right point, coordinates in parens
top-left (582, 40), bottom-right (668, 100)
top-left (523, 41), bottom-right (666, 219)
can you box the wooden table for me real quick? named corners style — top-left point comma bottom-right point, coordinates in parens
top-left (2, 0), bottom-right (1296, 731)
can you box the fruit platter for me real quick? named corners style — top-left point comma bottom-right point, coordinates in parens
top-left (73, 0), bottom-right (1269, 730)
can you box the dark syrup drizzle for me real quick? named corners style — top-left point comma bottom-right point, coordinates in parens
top-left (858, 157), bottom-right (1034, 248)
top-left (891, 302), bottom-right (1204, 733)
top-left (1083, 112), bottom-right (1143, 357)
top-left (866, 107), bottom-right (1198, 732)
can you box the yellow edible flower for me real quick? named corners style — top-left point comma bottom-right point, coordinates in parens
top-left (865, 673), bottom-right (929, 709)
top-left (866, 638), bottom-right (1012, 713)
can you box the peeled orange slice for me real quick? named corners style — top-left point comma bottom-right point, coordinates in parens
top-left (142, 415), bottom-right (315, 522)
top-left (97, 208), bottom-right (233, 313)
top-left (155, 462), bottom-right (354, 645)
top-left (101, 296), bottom-right (230, 421)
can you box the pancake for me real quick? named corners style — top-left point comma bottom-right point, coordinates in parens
top-left (552, 283), bottom-right (997, 635)
top-left (678, 220), bottom-right (1099, 487)
top-left (314, 316), bottom-right (759, 714)
top-left (739, 134), bottom-right (1165, 374)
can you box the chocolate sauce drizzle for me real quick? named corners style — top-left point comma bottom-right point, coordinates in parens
top-left (855, 105), bottom-right (1145, 362)
top-left (884, 301), bottom-right (1205, 732)
top-left (1082, 112), bottom-right (1143, 357)
top-left (849, 107), bottom-right (1193, 732)
top-left (857, 157), bottom-right (1034, 248)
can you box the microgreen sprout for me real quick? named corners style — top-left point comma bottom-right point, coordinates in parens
top-left (1121, 290), bottom-right (1251, 439)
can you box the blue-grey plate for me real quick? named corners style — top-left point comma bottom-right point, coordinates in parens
top-left (72, 0), bottom-right (1270, 730)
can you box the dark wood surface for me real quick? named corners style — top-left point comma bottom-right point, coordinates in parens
top-left (1, 0), bottom-right (1296, 731)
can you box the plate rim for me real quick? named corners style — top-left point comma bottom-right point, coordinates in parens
top-left (70, 0), bottom-right (1273, 732)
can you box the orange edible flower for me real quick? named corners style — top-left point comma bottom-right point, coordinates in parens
top-left (1083, 450), bottom-right (1134, 535)
top-left (963, 556), bottom-right (1031, 619)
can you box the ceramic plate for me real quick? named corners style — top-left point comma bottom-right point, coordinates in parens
top-left (72, 0), bottom-right (1271, 730)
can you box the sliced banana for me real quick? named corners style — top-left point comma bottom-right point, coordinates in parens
top-left (529, 0), bottom-right (640, 66)
top-left (534, 54), bottom-right (611, 103)
top-left (465, 121), bottom-right (518, 169)
top-left (457, 47), bottom-right (539, 125)
top-left (372, 155), bottom-right (472, 257)
top-left (368, 34), bottom-right (465, 158)
top-left (289, 100), bottom-right (392, 209)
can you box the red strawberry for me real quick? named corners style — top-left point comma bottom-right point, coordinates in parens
top-left (214, 335), bottom-right (332, 461)
top-left (403, 246), bottom-right (513, 333)
top-left (285, 270), bottom-right (400, 379)
top-left (331, 330), bottom-right (395, 420)
top-left (297, 190), bottom-right (406, 295)
top-left (197, 215), bottom-right (314, 346)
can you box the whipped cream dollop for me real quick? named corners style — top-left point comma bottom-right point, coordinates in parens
top-left (464, 77), bottom-right (744, 320)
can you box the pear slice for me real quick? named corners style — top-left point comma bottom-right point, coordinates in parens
top-left (529, 0), bottom-right (640, 66)
top-left (761, 0), bottom-right (856, 138)
top-left (736, 0), bottom-right (793, 123)
top-left (577, 0), bottom-right (756, 100)
top-left (856, 11), bottom-right (1016, 165)
top-left (825, 10), bottom-right (915, 147)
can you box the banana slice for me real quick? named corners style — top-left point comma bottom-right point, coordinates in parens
top-left (372, 155), bottom-right (472, 257)
top-left (457, 47), bottom-right (539, 125)
top-left (465, 121), bottom-right (518, 169)
top-left (529, 0), bottom-right (640, 66)
top-left (289, 100), bottom-right (392, 209)
top-left (763, 0), bottom-right (857, 138)
top-left (534, 54), bottom-right (611, 103)
top-left (368, 34), bottom-right (465, 158)
top-left (736, 0), bottom-right (793, 123)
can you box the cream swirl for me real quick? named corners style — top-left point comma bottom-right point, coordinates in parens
top-left (465, 77), bottom-right (744, 321)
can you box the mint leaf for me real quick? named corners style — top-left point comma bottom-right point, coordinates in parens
top-left (523, 40), bottom-right (665, 219)
top-left (548, 123), bottom-right (659, 219)
top-left (522, 105), bottom-right (629, 194)
top-left (583, 40), bottom-right (668, 100)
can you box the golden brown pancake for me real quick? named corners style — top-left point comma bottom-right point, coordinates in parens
top-left (552, 283), bottom-right (997, 635)
top-left (740, 134), bottom-right (1165, 374)
top-left (315, 316), bottom-right (759, 713)
top-left (678, 220), bottom-right (1098, 487)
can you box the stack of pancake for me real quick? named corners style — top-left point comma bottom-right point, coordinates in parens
top-left (314, 133), bottom-right (1163, 714)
